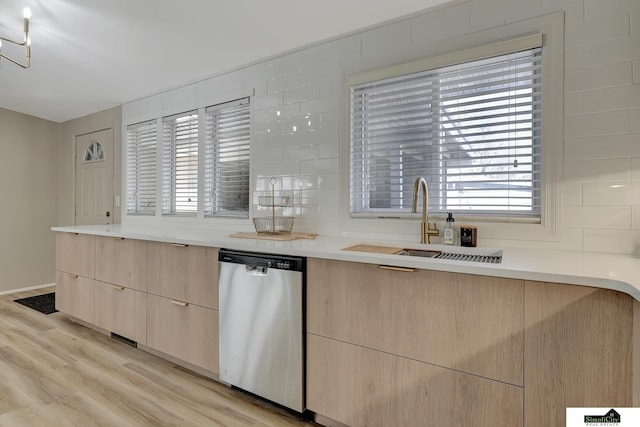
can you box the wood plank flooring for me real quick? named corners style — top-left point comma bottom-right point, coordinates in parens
top-left (0, 287), bottom-right (317, 427)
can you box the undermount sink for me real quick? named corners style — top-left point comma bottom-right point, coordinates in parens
top-left (395, 249), bottom-right (441, 258)
top-left (341, 244), bottom-right (503, 264)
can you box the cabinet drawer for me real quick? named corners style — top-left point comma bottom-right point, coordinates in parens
top-left (55, 233), bottom-right (94, 278)
top-left (307, 334), bottom-right (523, 427)
top-left (307, 258), bottom-right (524, 385)
top-left (95, 237), bottom-right (147, 291)
top-left (94, 281), bottom-right (147, 344)
top-left (147, 294), bottom-right (218, 373)
top-left (147, 242), bottom-right (218, 309)
top-left (55, 270), bottom-right (94, 323)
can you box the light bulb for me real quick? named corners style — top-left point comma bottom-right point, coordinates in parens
top-left (23, 7), bottom-right (32, 19)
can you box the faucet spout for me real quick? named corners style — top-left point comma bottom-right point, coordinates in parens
top-left (411, 177), bottom-right (439, 244)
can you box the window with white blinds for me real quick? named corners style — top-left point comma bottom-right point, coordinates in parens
top-left (162, 111), bottom-right (199, 216)
top-left (204, 98), bottom-right (251, 218)
top-left (351, 38), bottom-right (543, 220)
top-left (126, 120), bottom-right (157, 215)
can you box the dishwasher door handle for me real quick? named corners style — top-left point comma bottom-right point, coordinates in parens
top-left (245, 265), bottom-right (268, 276)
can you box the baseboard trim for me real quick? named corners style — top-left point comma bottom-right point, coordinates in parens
top-left (0, 282), bottom-right (55, 296)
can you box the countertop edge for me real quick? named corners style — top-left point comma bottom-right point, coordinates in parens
top-left (52, 225), bottom-right (640, 302)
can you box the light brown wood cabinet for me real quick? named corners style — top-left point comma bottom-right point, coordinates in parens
top-left (147, 242), bottom-right (218, 309)
top-left (94, 280), bottom-right (147, 344)
top-left (95, 237), bottom-right (147, 292)
top-left (55, 270), bottom-right (94, 324)
top-left (55, 233), bottom-right (95, 322)
top-left (307, 258), bottom-right (637, 427)
top-left (524, 281), bottom-right (633, 427)
top-left (307, 258), bottom-right (524, 385)
top-left (147, 294), bottom-right (218, 373)
top-left (307, 258), bottom-right (524, 426)
top-left (308, 335), bottom-right (523, 427)
top-left (55, 232), bottom-right (219, 376)
top-left (55, 232), bottom-right (94, 278)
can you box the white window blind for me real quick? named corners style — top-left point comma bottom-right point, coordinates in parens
top-left (204, 98), bottom-right (251, 218)
top-left (126, 120), bottom-right (157, 215)
top-left (351, 40), bottom-right (543, 220)
top-left (162, 111), bottom-right (199, 216)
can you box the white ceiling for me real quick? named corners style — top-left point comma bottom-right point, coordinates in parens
top-left (0, 0), bottom-right (453, 123)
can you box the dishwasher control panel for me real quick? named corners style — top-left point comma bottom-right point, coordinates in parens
top-left (219, 249), bottom-right (305, 272)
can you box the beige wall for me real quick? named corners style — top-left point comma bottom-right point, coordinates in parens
top-left (0, 108), bottom-right (59, 291)
top-left (58, 106), bottom-right (122, 226)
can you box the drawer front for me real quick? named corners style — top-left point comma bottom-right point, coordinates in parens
top-left (94, 281), bottom-right (147, 344)
top-left (95, 237), bottom-right (147, 291)
top-left (307, 258), bottom-right (524, 385)
top-left (147, 294), bottom-right (218, 373)
top-left (307, 334), bottom-right (523, 427)
top-left (55, 270), bottom-right (95, 323)
top-left (55, 233), bottom-right (94, 278)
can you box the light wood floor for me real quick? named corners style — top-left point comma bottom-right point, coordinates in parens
top-left (0, 287), bottom-right (318, 427)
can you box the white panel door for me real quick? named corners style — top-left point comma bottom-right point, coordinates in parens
top-left (75, 128), bottom-right (114, 225)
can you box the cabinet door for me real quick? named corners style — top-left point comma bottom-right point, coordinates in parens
top-left (147, 243), bottom-right (218, 309)
top-left (147, 294), bottom-right (218, 373)
top-left (307, 258), bottom-right (524, 385)
top-left (307, 334), bottom-right (523, 427)
top-left (55, 271), bottom-right (94, 323)
top-left (55, 232), bottom-right (94, 278)
top-left (94, 281), bottom-right (147, 344)
top-left (524, 281), bottom-right (633, 427)
top-left (95, 237), bottom-right (147, 291)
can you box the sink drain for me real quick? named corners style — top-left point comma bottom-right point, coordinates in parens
top-left (435, 253), bottom-right (502, 263)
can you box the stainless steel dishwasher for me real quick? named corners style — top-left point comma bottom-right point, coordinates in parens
top-left (218, 249), bottom-right (305, 412)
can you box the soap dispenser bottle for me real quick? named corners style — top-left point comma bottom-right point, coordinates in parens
top-left (443, 212), bottom-right (457, 245)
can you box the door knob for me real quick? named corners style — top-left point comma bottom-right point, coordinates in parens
top-left (105, 211), bottom-right (111, 217)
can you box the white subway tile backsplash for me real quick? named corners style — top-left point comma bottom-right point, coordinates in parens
top-left (565, 133), bottom-right (640, 160)
top-left (632, 206), bottom-right (640, 228)
top-left (542, 0), bottom-right (584, 25)
top-left (630, 158), bottom-right (640, 181)
top-left (586, 35), bottom-right (640, 66)
top-left (584, 84), bottom-right (640, 112)
top-left (468, 0), bottom-right (507, 31)
top-left (585, 0), bottom-right (639, 22)
top-left (630, 109), bottom-right (640, 132)
top-left (565, 158), bottom-right (631, 182)
top-left (563, 182), bottom-right (583, 206)
top-left (585, 13), bottom-right (631, 43)
top-left (583, 229), bottom-right (640, 254)
top-left (564, 110), bottom-right (629, 137)
top-left (632, 9), bottom-right (640, 35)
top-left (300, 158), bottom-right (339, 175)
top-left (564, 206), bottom-right (631, 229)
top-left (564, 92), bottom-right (586, 115)
top-left (361, 24), bottom-right (412, 59)
top-left (283, 145), bottom-right (319, 162)
top-left (565, 62), bottom-right (633, 92)
top-left (583, 182), bottom-right (640, 205)
top-left (565, 46), bottom-right (586, 71)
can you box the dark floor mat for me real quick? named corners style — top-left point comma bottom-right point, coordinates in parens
top-left (14, 292), bottom-right (58, 314)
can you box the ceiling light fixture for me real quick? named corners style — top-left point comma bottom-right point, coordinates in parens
top-left (0, 7), bottom-right (32, 69)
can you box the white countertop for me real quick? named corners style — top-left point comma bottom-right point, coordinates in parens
top-left (52, 224), bottom-right (640, 302)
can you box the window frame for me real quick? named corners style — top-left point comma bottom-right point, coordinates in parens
top-left (161, 110), bottom-right (200, 217)
top-left (126, 119), bottom-right (158, 216)
top-left (340, 12), bottom-right (564, 242)
top-left (204, 97), bottom-right (251, 219)
top-left (350, 34), bottom-right (544, 222)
